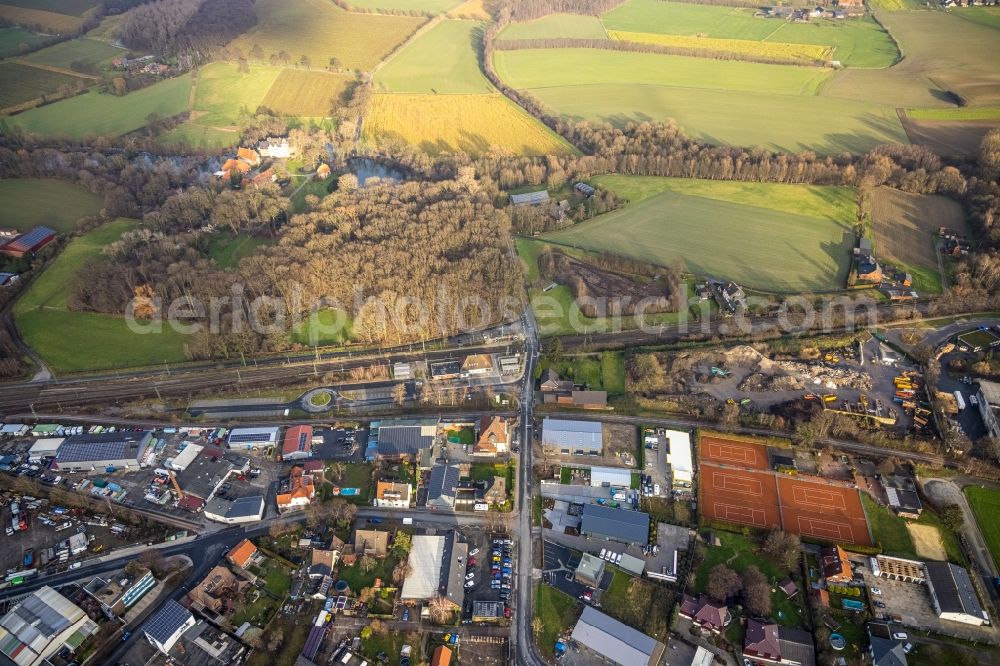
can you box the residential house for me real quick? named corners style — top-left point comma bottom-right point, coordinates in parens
top-left (143, 599), bottom-right (196, 656)
top-left (820, 545), bottom-right (853, 583)
top-left (426, 463), bottom-right (460, 510)
top-left (474, 416), bottom-right (510, 456)
top-left (574, 553), bottom-right (605, 588)
top-left (461, 354), bottom-right (494, 376)
top-left (483, 476), bottom-right (507, 505)
top-left (257, 137), bottom-right (293, 159)
top-left (276, 465), bottom-right (315, 513)
top-left (83, 565), bottom-right (156, 617)
top-left (855, 238), bottom-right (883, 283)
top-left (354, 529), bottom-right (389, 558)
top-left (185, 565), bottom-right (252, 621)
top-left (226, 539), bottom-right (258, 569)
top-left (743, 619), bottom-right (816, 666)
top-left (540, 368), bottom-right (573, 393)
top-left (867, 623), bottom-right (908, 666)
top-left (310, 548), bottom-right (341, 579)
top-left (679, 594), bottom-right (731, 634)
top-left (881, 474), bottom-right (923, 518)
top-left (374, 480), bottom-right (412, 508)
top-left (216, 158), bottom-right (252, 181)
top-left (779, 578), bottom-right (798, 598)
top-left (431, 645), bottom-right (453, 666)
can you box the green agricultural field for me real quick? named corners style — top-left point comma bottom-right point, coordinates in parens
top-left (0, 27), bottom-right (48, 58)
top-left (602, 0), bottom-right (898, 68)
top-left (543, 176), bottom-right (856, 292)
top-left (498, 13), bottom-right (608, 40)
top-left (228, 0), bottom-right (424, 72)
top-left (0, 62), bottom-right (84, 109)
top-left (22, 37), bottom-right (122, 70)
top-left (5, 72), bottom-right (192, 138)
top-left (907, 106), bottom-right (1000, 121)
top-left (260, 69), bottom-right (351, 117)
top-left (494, 48), bottom-right (831, 95)
top-left (375, 19), bottom-right (491, 93)
top-left (0, 5), bottom-right (82, 33)
top-left (348, 0), bottom-right (461, 13)
top-left (0, 179), bottom-right (102, 234)
top-left (156, 123), bottom-right (240, 150)
top-left (956, 6), bottom-right (1000, 30)
top-left (0, 0), bottom-right (97, 17)
top-left (191, 62), bottom-right (281, 128)
top-left (964, 486), bottom-right (1000, 571)
top-left (15, 219), bottom-right (188, 373)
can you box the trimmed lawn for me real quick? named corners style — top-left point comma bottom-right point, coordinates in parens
top-left (534, 584), bottom-right (580, 656)
top-left (0, 179), bottom-right (102, 234)
top-left (544, 176), bottom-right (856, 293)
top-left (7, 73), bottom-right (193, 138)
top-left (600, 352), bottom-right (626, 395)
top-left (375, 18), bottom-right (492, 93)
top-left (337, 553), bottom-right (400, 591)
top-left (290, 176), bottom-right (335, 213)
top-left (964, 486), bottom-right (1000, 571)
top-left (202, 232), bottom-right (270, 269)
top-left (291, 307), bottom-right (354, 346)
top-left (862, 493), bottom-right (916, 557)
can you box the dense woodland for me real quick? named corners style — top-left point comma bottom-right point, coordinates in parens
top-left (118, 0), bottom-right (256, 56)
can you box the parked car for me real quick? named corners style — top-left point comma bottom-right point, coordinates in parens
top-left (464, 580), bottom-right (475, 588)
top-left (402, 608), bottom-right (409, 622)
top-left (903, 643), bottom-right (913, 654)
top-left (871, 587), bottom-right (882, 596)
top-left (469, 548), bottom-right (479, 557)
top-left (892, 632), bottom-right (907, 641)
top-left (466, 572), bottom-right (475, 580)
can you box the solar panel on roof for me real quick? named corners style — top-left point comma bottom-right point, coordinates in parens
top-left (229, 432), bottom-right (274, 443)
top-left (144, 599), bottom-right (191, 644)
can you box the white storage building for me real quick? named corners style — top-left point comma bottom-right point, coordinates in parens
top-left (166, 443), bottom-right (203, 472)
top-left (28, 438), bottom-right (64, 463)
top-left (226, 427), bottom-right (280, 451)
top-left (589, 466), bottom-right (632, 488)
top-left (665, 430), bottom-right (693, 489)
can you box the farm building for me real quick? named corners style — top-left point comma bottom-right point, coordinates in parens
top-left (52, 431), bottom-right (153, 472)
top-left (143, 599), bottom-right (195, 655)
top-left (27, 437), bottom-right (63, 463)
top-left (925, 562), bottom-right (987, 626)
top-left (203, 495), bottom-right (265, 524)
top-left (426, 463), bottom-right (460, 510)
top-left (976, 380), bottom-right (1000, 439)
top-left (0, 586), bottom-right (99, 666)
top-left (375, 480), bottom-right (412, 508)
top-left (664, 430), bottom-right (692, 490)
top-left (574, 182), bottom-right (596, 197)
top-left (570, 606), bottom-right (665, 666)
top-left (236, 147), bottom-right (260, 166)
top-left (883, 287), bottom-right (918, 302)
top-left (679, 594), bottom-right (731, 634)
top-left (226, 427), bottom-right (280, 451)
top-left (0, 226), bottom-right (57, 258)
top-left (580, 504), bottom-right (649, 544)
top-left (743, 619), bottom-right (815, 666)
top-left (375, 418), bottom-right (437, 458)
top-left (541, 418), bottom-right (603, 456)
top-left (510, 190), bottom-right (550, 207)
top-left (281, 425), bottom-right (316, 461)
top-left (474, 416), bottom-right (510, 456)
top-left (400, 531), bottom-right (467, 609)
top-left (854, 238), bottom-right (883, 283)
top-left (257, 137), bottom-right (293, 158)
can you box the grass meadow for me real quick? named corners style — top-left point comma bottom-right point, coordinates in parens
top-left (964, 486), bottom-right (1000, 571)
top-left (0, 62), bottom-right (84, 108)
top-left (363, 92), bottom-right (575, 155)
top-left (602, 0), bottom-right (898, 67)
top-left (15, 219), bottom-right (189, 372)
top-left (6, 72), bottom-right (192, 138)
top-left (955, 6), bottom-right (1000, 30)
top-left (609, 30), bottom-right (831, 63)
top-left (0, 179), bottom-right (102, 233)
top-left (260, 69), bottom-right (351, 116)
top-left (22, 37), bottom-right (122, 70)
top-left (542, 176), bottom-right (856, 292)
top-left (0, 27), bottom-right (49, 58)
top-left (375, 19), bottom-right (492, 93)
top-left (447, 0), bottom-right (489, 19)
top-left (228, 0), bottom-right (424, 71)
top-left (156, 123), bottom-right (240, 150)
top-left (1, 0), bottom-right (97, 17)
top-left (497, 13), bottom-right (607, 40)
top-left (191, 62), bottom-right (281, 129)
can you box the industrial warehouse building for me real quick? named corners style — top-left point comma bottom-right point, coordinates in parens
top-left (52, 431), bottom-right (154, 472)
top-left (580, 504), bottom-right (650, 544)
top-left (588, 466), bottom-right (632, 488)
top-left (203, 495), bottom-right (265, 524)
top-left (400, 531), bottom-right (467, 609)
top-left (571, 606), bottom-right (665, 666)
top-left (0, 586), bottom-right (99, 666)
top-left (27, 437), bottom-right (63, 463)
top-left (374, 418), bottom-right (437, 458)
top-left (541, 419), bottom-right (602, 456)
top-left (664, 430), bottom-right (693, 490)
top-left (281, 425), bottom-right (316, 461)
top-left (925, 562), bottom-right (988, 625)
top-left (226, 427), bottom-right (280, 451)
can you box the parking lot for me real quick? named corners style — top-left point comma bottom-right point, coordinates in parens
top-left (861, 569), bottom-right (998, 642)
top-left (541, 540), bottom-right (613, 602)
top-left (313, 426), bottom-right (368, 460)
top-left (462, 530), bottom-right (514, 622)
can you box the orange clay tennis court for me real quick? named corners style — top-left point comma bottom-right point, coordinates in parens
top-left (699, 435), bottom-right (769, 470)
top-left (700, 463), bottom-right (780, 529)
top-left (777, 475), bottom-right (873, 547)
